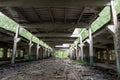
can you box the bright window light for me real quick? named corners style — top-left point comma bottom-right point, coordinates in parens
top-left (55, 43), bottom-right (71, 48)
top-left (71, 28), bottom-right (82, 37)
top-left (62, 44), bottom-right (69, 47)
top-left (55, 45), bottom-right (63, 47)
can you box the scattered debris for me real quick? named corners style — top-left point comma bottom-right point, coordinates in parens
top-left (0, 58), bottom-right (117, 80)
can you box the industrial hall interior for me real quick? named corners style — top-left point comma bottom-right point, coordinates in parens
top-left (0, 0), bottom-right (120, 80)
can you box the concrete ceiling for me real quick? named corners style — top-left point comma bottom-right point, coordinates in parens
top-left (0, 0), bottom-right (110, 7)
top-left (0, 0), bottom-right (111, 48)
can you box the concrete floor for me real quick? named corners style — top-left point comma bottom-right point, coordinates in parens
top-left (0, 58), bottom-right (117, 80)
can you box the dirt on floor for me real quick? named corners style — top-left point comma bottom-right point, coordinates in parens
top-left (0, 58), bottom-right (118, 80)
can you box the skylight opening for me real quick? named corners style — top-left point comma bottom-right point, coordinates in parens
top-left (71, 28), bottom-right (82, 37)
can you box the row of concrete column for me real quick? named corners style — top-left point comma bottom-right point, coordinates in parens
top-left (69, 26), bottom-right (93, 65)
top-left (70, 0), bottom-right (120, 76)
top-left (11, 26), bottom-right (53, 64)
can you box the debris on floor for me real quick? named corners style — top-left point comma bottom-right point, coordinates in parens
top-left (0, 58), bottom-right (117, 80)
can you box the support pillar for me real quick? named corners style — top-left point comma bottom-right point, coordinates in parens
top-left (108, 0), bottom-right (120, 75)
top-left (36, 44), bottom-right (40, 60)
top-left (80, 34), bottom-right (84, 61)
top-left (40, 47), bottom-right (44, 59)
top-left (75, 44), bottom-right (78, 60)
top-left (43, 48), bottom-right (45, 58)
top-left (11, 26), bottom-right (21, 64)
top-left (28, 36), bottom-right (33, 55)
top-left (44, 48), bottom-right (47, 58)
top-left (46, 48), bottom-right (48, 58)
top-left (89, 26), bottom-right (94, 65)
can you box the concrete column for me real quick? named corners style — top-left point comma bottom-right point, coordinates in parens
top-left (43, 48), bottom-right (45, 58)
top-left (78, 48), bottom-right (81, 60)
top-left (44, 48), bottom-right (47, 58)
top-left (36, 44), bottom-right (40, 60)
top-left (89, 26), bottom-right (94, 65)
top-left (11, 26), bottom-right (21, 64)
top-left (70, 48), bottom-right (73, 59)
top-left (80, 34), bottom-right (84, 61)
top-left (75, 44), bottom-right (78, 60)
top-left (46, 48), bottom-right (48, 58)
top-left (73, 48), bottom-right (76, 59)
top-left (49, 50), bottom-right (52, 57)
top-left (28, 36), bottom-right (33, 55)
top-left (110, 0), bottom-right (120, 75)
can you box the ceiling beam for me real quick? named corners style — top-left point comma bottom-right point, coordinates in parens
top-left (3, 7), bottom-right (28, 23)
top-left (48, 7), bottom-right (54, 23)
top-left (64, 8), bottom-right (67, 24)
top-left (93, 37), bottom-right (113, 44)
top-left (32, 8), bottom-right (42, 22)
top-left (77, 7), bottom-right (85, 24)
top-left (93, 27), bottom-right (107, 38)
top-left (15, 7), bottom-right (31, 22)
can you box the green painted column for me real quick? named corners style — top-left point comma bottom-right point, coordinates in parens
top-left (89, 26), bottom-right (94, 65)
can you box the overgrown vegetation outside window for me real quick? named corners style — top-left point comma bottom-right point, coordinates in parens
top-left (0, 48), bottom-right (3, 58)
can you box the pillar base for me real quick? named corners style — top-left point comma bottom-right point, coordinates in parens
top-left (90, 56), bottom-right (94, 65)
